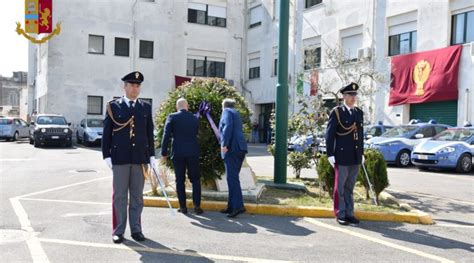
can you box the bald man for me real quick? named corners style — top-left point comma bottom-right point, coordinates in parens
top-left (161, 98), bottom-right (203, 215)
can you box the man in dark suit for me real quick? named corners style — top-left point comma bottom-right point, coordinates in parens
top-left (102, 71), bottom-right (156, 243)
top-left (161, 98), bottom-right (202, 215)
top-left (325, 82), bottom-right (365, 226)
top-left (219, 98), bottom-right (248, 218)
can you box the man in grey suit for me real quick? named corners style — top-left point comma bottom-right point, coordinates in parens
top-left (161, 98), bottom-right (203, 215)
top-left (219, 98), bottom-right (248, 218)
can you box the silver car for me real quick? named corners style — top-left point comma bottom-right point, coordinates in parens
top-left (0, 117), bottom-right (30, 141)
top-left (76, 118), bottom-right (103, 146)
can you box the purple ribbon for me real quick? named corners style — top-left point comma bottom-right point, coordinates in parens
top-left (195, 101), bottom-right (221, 144)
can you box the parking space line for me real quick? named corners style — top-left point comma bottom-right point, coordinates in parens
top-left (38, 238), bottom-right (293, 263)
top-left (10, 197), bottom-right (49, 263)
top-left (21, 197), bottom-right (111, 206)
top-left (16, 176), bottom-right (111, 199)
top-left (304, 218), bottom-right (454, 263)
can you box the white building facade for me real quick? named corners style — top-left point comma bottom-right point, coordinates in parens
top-left (30, 0), bottom-right (474, 131)
top-left (297, 0), bottom-right (474, 126)
top-left (30, 0), bottom-right (245, 126)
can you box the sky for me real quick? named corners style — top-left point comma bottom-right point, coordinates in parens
top-left (0, 1), bottom-right (28, 77)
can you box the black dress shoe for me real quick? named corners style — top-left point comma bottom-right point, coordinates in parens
top-left (131, 232), bottom-right (146, 242)
top-left (194, 207), bottom-right (204, 215)
top-left (112, 234), bottom-right (124, 244)
top-left (220, 207), bottom-right (231, 214)
top-left (346, 216), bottom-right (360, 224)
top-left (227, 207), bottom-right (246, 218)
top-left (178, 207), bottom-right (188, 214)
top-left (336, 217), bottom-right (349, 226)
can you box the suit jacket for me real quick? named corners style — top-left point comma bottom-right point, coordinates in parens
top-left (161, 109), bottom-right (200, 158)
top-left (102, 98), bottom-right (155, 165)
top-left (219, 108), bottom-right (248, 159)
top-left (325, 105), bottom-right (364, 166)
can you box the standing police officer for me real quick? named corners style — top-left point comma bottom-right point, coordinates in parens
top-left (102, 71), bottom-right (157, 243)
top-left (325, 82), bottom-right (364, 226)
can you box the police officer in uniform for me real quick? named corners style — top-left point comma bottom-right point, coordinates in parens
top-left (102, 71), bottom-right (157, 243)
top-left (325, 82), bottom-right (365, 226)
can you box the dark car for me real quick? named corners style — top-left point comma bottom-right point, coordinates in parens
top-left (29, 114), bottom-right (73, 147)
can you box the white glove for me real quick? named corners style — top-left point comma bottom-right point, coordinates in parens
top-left (328, 156), bottom-right (335, 168)
top-left (104, 157), bottom-right (113, 170)
top-left (150, 156), bottom-right (158, 171)
top-left (362, 155), bottom-right (365, 164)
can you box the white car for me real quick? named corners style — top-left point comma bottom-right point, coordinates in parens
top-left (76, 118), bottom-right (103, 146)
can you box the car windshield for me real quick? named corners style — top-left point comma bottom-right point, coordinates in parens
top-left (382, 125), bottom-right (418, 138)
top-left (0, 119), bottom-right (13, 125)
top-left (87, 119), bottom-right (103, 127)
top-left (433, 129), bottom-right (474, 141)
top-left (36, 116), bottom-right (67, 125)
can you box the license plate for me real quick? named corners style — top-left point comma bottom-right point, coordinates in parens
top-left (51, 136), bottom-right (59, 139)
top-left (418, 155), bottom-right (428, 160)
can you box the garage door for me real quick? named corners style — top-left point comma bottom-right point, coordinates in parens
top-left (410, 100), bottom-right (458, 126)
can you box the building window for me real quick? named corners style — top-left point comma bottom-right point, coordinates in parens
top-left (342, 33), bottom-right (363, 61)
top-left (389, 31), bottom-right (417, 56)
top-left (87, 96), bottom-right (103, 115)
top-left (304, 47), bottom-right (321, 70)
top-left (249, 58), bottom-right (260, 79)
top-left (139, 40), bottom-right (154, 59)
top-left (188, 3), bottom-right (226, 28)
top-left (115, 37), bottom-right (130, 57)
top-left (451, 11), bottom-right (474, 45)
top-left (273, 58), bottom-right (278, 76)
top-left (187, 57), bottom-right (225, 78)
top-left (249, 6), bottom-right (263, 28)
top-left (305, 0), bottom-right (322, 8)
top-left (88, 35), bottom-right (104, 54)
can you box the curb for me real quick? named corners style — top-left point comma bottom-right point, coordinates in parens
top-left (143, 196), bottom-right (434, 225)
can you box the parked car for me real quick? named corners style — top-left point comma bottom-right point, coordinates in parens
top-left (29, 114), bottom-right (73, 147)
top-left (365, 122), bottom-right (394, 140)
top-left (76, 118), bottom-right (103, 146)
top-left (0, 117), bottom-right (30, 141)
top-left (365, 121), bottom-right (450, 167)
top-left (288, 134), bottom-right (315, 152)
top-left (411, 127), bottom-right (474, 173)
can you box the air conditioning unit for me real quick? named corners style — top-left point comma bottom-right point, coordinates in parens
top-left (357, 47), bottom-right (372, 60)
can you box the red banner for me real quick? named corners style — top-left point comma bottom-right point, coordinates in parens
top-left (175, 75), bottom-right (192, 89)
top-left (389, 45), bottom-right (463, 106)
top-left (38, 0), bottom-right (52, 33)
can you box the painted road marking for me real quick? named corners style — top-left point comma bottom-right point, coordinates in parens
top-left (21, 197), bottom-right (111, 206)
top-left (38, 238), bottom-right (293, 263)
top-left (16, 176), bottom-right (111, 199)
top-left (304, 218), bottom-right (454, 263)
top-left (10, 197), bottom-right (49, 263)
top-left (435, 224), bottom-right (474, 229)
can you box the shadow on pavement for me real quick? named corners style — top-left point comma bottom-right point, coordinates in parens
top-left (360, 222), bottom-right (474, 252)
top-left (186, 212), bottom-right (315, 236)
top-left (123, 238), bottom-right (213, 263)
top-left (388, 192), bottom-right (474, 218)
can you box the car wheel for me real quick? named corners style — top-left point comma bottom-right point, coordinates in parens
top-left (29, 138), bottom-right (34, 144)
top-left (396, 150), bottom-right (411, 168)
top-left (456, 153), bottom-right (472, 173)
top-left (76, 131), bottom-right (82, 144)
top-left (33, 138), bottom-right (40, 148)
top-left (13, 132), bottom-right (19, 141)
top-left (83, 133), bottom-right (89, 146)
top-left (66, 140), bottom-right (73, 148)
